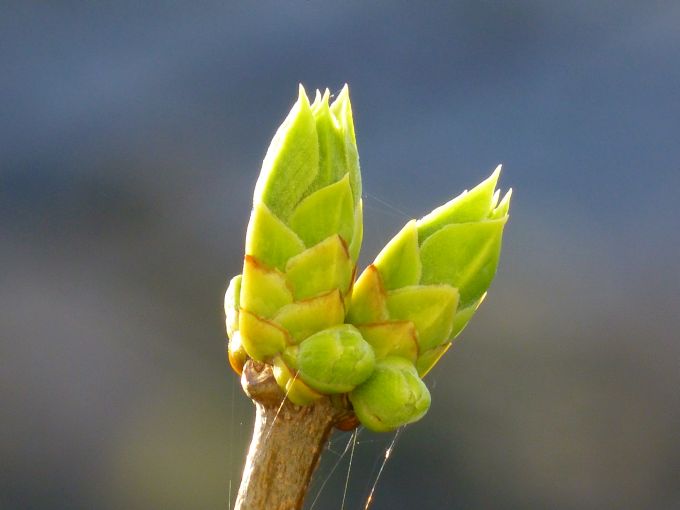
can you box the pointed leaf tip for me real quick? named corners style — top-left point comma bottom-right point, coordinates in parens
top-left (254, 86), bottom-right (319, 221)
top-left (312, 89), bottom-right (322, 107)
top-left (416, 164), bottom-right (503, 241)
top-left (491, 188), bottom-right (512, 219)
top-left (298, 83), bottom-right (309, 104)
top-left (332, 84), bottom-right (349, 105)
top-left (312, 88), bottom-right (333, 122)
top-left (330, 85), bottom-right (356, 142)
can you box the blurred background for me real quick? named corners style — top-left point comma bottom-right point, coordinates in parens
top-left (2, 1), bottom-right (679, 508)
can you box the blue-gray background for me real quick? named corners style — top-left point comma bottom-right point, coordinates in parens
top-left (2, 2), bottom-right (679, 509)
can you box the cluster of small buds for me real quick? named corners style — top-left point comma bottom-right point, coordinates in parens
top-left (225, 85), bottom-right (510, 432)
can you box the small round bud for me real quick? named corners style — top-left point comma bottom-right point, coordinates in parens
top-left (296, 325), bottom-right (375, 394)
top-left (349, 356), bottom-right (431, 432)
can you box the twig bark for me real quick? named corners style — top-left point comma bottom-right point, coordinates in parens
top-left (234, 360), bottom-right (351, 510)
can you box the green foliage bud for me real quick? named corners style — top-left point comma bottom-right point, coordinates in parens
top-left (349, 356), bottom-right (431, 432)
top-left (348, 166), bottom-right (510, 374)
top-left (295, 325), bottom-right (375, 394)
top-left (227, 85), bottom-right (364, 396)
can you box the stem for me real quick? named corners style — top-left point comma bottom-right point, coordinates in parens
top-left (234, 360), bottom-right (348, 510)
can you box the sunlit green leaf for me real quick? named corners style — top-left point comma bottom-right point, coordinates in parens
top-left (419, 218), bottom-right (506, 307)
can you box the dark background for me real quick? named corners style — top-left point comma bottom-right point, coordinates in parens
top-left (2, 2), bottom-right (679, 509)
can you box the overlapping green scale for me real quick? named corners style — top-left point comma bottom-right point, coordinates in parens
top-left (225, 85), bottom-right (364, 402)
top-left (225, 85), bottom-right (511, 433)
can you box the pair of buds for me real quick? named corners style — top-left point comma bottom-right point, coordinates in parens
top-left (225, 85), bottom-right (510, 432)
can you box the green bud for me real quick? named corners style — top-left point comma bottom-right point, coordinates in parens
top-left (295, 325), bottom-right (375, 394)
top-left (230, 85), bottom-right (363, 396)
top-left (348, 166), bottom-right (510, 374)
top-left (225, 85), bottom-right (512, 431)
top-left (349, 356), bottom-right (431, 432)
